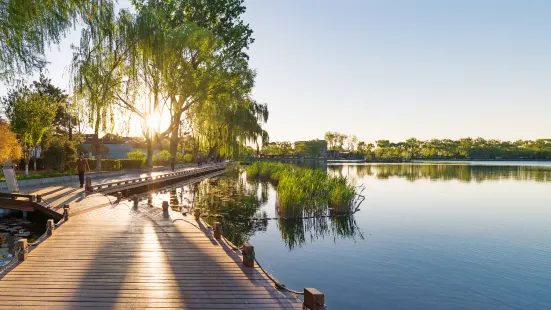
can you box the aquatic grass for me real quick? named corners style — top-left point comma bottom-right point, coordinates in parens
top-left (246, 162), bottom-right (359, 216)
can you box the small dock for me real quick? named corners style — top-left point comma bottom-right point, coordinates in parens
top-left (0, 164), bottom-right (304, 309)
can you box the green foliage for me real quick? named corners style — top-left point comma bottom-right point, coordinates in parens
top-left (261, 140), bottom-right (327, 157)
top-left (0, 0), bottom-right (106, 79)
top-left (295, 139), bottom-right (327, 157)
top-left (70, 4), bottom-right (133, 170)
top-left (127, 0), bottom-right (266, 159)
top-left (183, 154), bottom-right (194, 163)
top-left (350, 163), bottom-right (551, 183)
top-left (31, 76), bottom-right (75, 138)
top-left (153, 150), bottom-right (172, 166)
top-left (247, 162), bottom-right (358, 215)
top-left (120, 159), bottom-right (143, 169)
top-left (126, 151), bottom-right (146, 163)
top-left (87, 159), bottom-right (121, 171)
top-left (0, 170), bottom-right (76, 182)
top-left (42, 136), bottom-right (76, 171)
top-left (262, 142), bottom-right (293, 156)
top-left (369, 138), bottom-right (551, 161)
top-left (1, 80), bottom-right (58, 173)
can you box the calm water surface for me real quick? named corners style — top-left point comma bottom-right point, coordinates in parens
top-left (156, 163), bottom-right (551, 309)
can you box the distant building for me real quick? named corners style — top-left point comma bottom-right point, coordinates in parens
top-left (80, 135), bottom-right (145, 159)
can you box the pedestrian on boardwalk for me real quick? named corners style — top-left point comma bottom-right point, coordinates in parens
top-left (170, 157), bottom-right (175, 171)
top-left (75, 152), bottom-right (90, 188)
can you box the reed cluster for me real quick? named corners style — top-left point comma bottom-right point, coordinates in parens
top-left (246, 162), bottom-right (357, 215)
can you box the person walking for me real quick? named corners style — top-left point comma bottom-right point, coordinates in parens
top-left (170, 157), bottom-right (175, 172)
top-left (75, 152), bottom-right (90, 188)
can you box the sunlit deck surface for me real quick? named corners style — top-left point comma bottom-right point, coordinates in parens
top-left (0, 195), bottom-right (302, 309)
top-left (18, 164), bottom-right (224, 216)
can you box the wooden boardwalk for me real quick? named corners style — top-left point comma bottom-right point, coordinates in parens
top-left (10, 164), bottom-right (225, 217)
top-left (0, 194), bottom-right (303, 309)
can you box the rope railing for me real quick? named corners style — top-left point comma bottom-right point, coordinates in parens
top-left (197, 216), bottom-right (314, 302)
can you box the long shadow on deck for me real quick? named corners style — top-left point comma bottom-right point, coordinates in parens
top-left (144, 206), bottom-right (301, 309)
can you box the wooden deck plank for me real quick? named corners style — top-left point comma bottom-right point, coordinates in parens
top-left (0, 184), bottom-right (303, 309)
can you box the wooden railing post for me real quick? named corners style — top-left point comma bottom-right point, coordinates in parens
top-left (213, 222), bottom-right (222, 240)
top-left (147, 195), bottom-right (153, 206)
top-left (36, 195), bottom-right (42, 202)
top-left (63, 204), bottom-right (70, 221)
top-left (303, 288), bottom-right (325, 310)
top-left (242, 243), bottom-right (255, 267)
top-left (162, 201), bottom-right (169, 214)
top-left (194, 208), bottom-right (201, 220)
top-left (133, 195), bottom-right (139, 209)
top-left (85, 177), bottom-right (92, 192)
top-left (46, 219), bottom-right (55, 236)
top-left (115, 192), bottom-right (122, 201)
top-left (17, 239), bottom-right (28, 261)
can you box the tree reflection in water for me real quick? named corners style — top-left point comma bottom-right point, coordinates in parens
top-left (182, 167), bottom-right (363, 249)
top-left (330, 164), bottom-right (551, 183)
top-left (278, 215), bottom-right (363, 250)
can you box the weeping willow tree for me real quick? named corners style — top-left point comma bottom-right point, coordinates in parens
top-left (70, 4), bottom-right (136, 170)
top-left (131, 0), bottom-right (257, 159)
top-left (190, 93), bottom-right (269, 159)
top-left (113, 4), bottom-right (221, 166)
top-left (0, 0), bottom-right (110, 80)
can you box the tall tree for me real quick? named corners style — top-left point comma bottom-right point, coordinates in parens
top-left (32, 76), bottom-right (74, 139)
top-left (2, 83), bottom-right (57, 174)
top-left (131, 0), bottom-right (256, 159)
top-left (71, 5), bottom-right (135, 170)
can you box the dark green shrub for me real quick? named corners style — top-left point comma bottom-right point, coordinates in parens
top-left (87, 159), bottom-right (121, 171)
top-left (183, 154), bottom-right (193, 163)
top-left (43, 137), bottom-right (76, 171)
top-left (17, 158), bottom-right (44, 170)
top-left (154, 150), bottom-right (171, 166)
top-left (120, 159), bottom-right (143, 169)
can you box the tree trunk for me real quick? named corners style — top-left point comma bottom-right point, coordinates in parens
top-left (146, 135), bottom-right (153, 167)
top-left (94, 134), bottom-right (102, 171)
top-left (24, 148), bottom-right (30, 176)
top-left (169, 117), bottom-right (180, 159)
top-left (96, 150), bottom-right (102, 171)
top-left (94, 110), bottom-right (102, 171)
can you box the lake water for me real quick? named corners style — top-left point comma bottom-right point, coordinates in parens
top-left (154, 162), bottom-right (551, 309)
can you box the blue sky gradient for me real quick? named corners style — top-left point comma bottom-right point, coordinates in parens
top-left (244, 0), bottom-right (551, 142)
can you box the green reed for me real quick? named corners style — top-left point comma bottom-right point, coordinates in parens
top-left (246, 162), bottom-right (358, 215)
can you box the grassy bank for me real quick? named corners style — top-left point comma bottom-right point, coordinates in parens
top-left (246, 162), bottom-right (357, 216)
top-left (0, 170), bottom-right (77, 182)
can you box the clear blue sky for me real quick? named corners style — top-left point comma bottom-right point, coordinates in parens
top-left (1, 0), bottom-right (550, 143)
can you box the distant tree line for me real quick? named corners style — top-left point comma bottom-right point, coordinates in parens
top-left (369, 138), bottom-right (551, 161)
top-left (260, 140), bottom-right (326, 158)
top-left (323, 133), bottom-right (551, 161)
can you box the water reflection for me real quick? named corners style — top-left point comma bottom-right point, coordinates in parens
top-left (278, 216), bottom-right (363, 250)
top-left (164, 168), bottom-right (363, 250)
top-left (330, 164), bottom-right (551, 183)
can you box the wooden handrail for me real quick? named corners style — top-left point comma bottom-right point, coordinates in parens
top-left (90, 164), bottom-right (225, 191)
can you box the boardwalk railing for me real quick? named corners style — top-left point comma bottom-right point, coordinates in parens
top-left (90, 164), bottom-right (227, 193)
